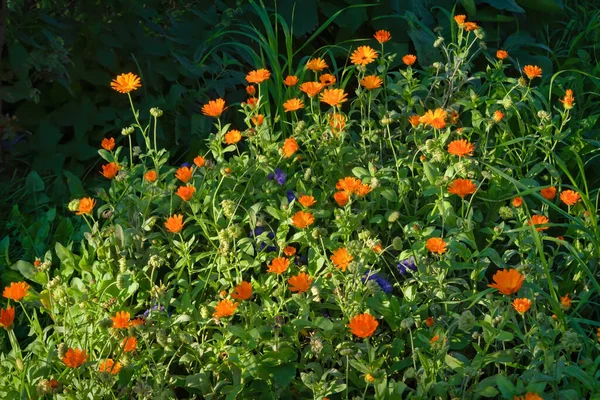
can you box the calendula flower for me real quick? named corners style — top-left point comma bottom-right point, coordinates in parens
top-left (540, 186), bottom-right (557, 200)
top-left (334, 191), bottom-right (350, 206)
top-left (121, 336), bottom-right (137, 352)
top-left (351, 46), bottom-right (378, 66)
top-left (110, 73), bottom-right (141, 94)
top-left (99, 359), bottom-right (122, 375)
top-left (283, 98), bottom-right (304, 113)
top-left (145, 170), bottom-right (157, 182)
top-left (298, 195), bottom-right (316, 207)
top-left (512, 298), bottom-right (532, 314)
top-left (454, 15), bottom-right (466, 26)
top-left (365, 374), bottom-right (375, 383)
top-left (448, 178), bottom-right (477, 198)
top-left (560, 294), bottom-right (572, 309)
top-left (320, 88), bottom-right (348, 107)
top-left (493, 110), bottom-right (504, 122)
top-left (76, 197), bottom-right (96, 216)
top-left (560, 190), bottom-right (580, 206)
top-left (425, 317), bottom-right (435, 327)
top-left (329, 113), bottom-right (346, 132)
top-left (111, 311), bottom-right (130, 329)
top-left (131, 317), bottom-right (145, 326)
top-left (194, 156), bottom-right (205, 168)
top-left (224, 129), bottom-right (242, 145)
top-left (246, 97), bottom-right (257, 108)
top-left (512, 197), bottom-right (523, 207)
top-left (246, 85), bottom-right (256, 96)
top-left (175, 166), bottom-right (193, 183)
top-left (267, 257), bottom-right (290, 274)
top-left (330, 248), bottom-right (353, 272)
top-left (430, 335), bottom-right (440, 344)
top-left (283, 246), bottom-right (296, 256)
top-left (373, 30), bottom-right (391, 43)
top-left (288, 272), bottom-right (314, 294)
top-left (464, 22), bottom-right (478, 31)
top-left (283, 75), bottom-right (299, 86)
top-left (3, 282), bottom-right (30, 301)
top-left (62, 348), bottom-right (87, 368)
top-left (231, 281), bottom-right (252, 301)
top-left (488, 268), bottom-right (524, 295)
top-left (0, 306), bottom-right (15, 330)
top-left (319, 73), bottom-right (336, 86)
top-left (426, 237), bottom-right (447, 254)
top-left (408, 115), bottom-right (421, 127)
top-left (165, 214), bottom-right (184, 233)
top-left (356, 184), bottom-right (371, 197)
top-left (448, 139), bottom-right (475, 157)
top-left (176, 186), bottom-right (195, 202)
top-left (514, 393), bottom-right (543, 400)
top-left (202, 98), bottom-right (226, 118)
top-left (523, 65), bottom-right (542, 80)
top-left (420, 108), bottom-right (447, 129)
top-left (246, 68), bottom-right (271, 84)
top-left (348, 313), bottom-right (378, 338)
top-left (281, 137), bottom-right (299, 158)
top-left (360, 75), bottom-right (383, 90)
top-left (101, 137), bottom-right (115, 151)
top-left (372, 243), bottom-right (383, 253)
top-left (496, 49), bottom-right (508, 59)
top-left (291, 211), bottom-right (315, 228)
top-left (449, 110), bottom-right (460, 125)
top-left (213, 299), bottom-right (238, 319)
top-left (306, 58), bottom-right (328, 72)
top-left (336, 176), bottom-right (361, 193)
top-left (528, 215), bottom-right (550, 231)
top-left (402, 54), bottom-right (417, 66)
top-left (101, 162), bottom-right (120, 179)
top-left (252, 114), bottom-right (264, 126)
top-left (560, 89), bottom-right (575, 109)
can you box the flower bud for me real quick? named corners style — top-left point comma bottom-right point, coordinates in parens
top-left (150, 107), bottom-right (163, 118)
top-left (121, 126), bottom-right (135, 136)
top-left (68, 199), bottom-right (80, 212)
top-left (458, 310), bottom-right (476, 332)
top-left (387, 211), bottom-right (400, 223)
top-left (433, 37), bottom-right (444, 48)
top-left (392, 237), bottom-right (403, 250)
top-left (400, 317), bottom-right (415, 329)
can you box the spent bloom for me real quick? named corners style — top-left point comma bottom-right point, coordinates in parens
top-left (397, 256), bottom-right (417, 275)
top-left (488, 269), bottom-right (524, 295)
top-left (348, 313), bottom-right (378, 338)
top-left (110, 73), bottom-right (141, 94)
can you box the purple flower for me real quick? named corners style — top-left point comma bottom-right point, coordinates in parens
top-left (250, 227), bottom-right (266, 238)
top-left (143, 304), bottom-right (167, 318)
top-left (397, 256), bottom-right (416, 275)
top-left (287, 190), bottom-right (296, 202)
top-left (363, 271), bottom-right (393, 294)
top-left (268, 168), bottom-right (287, 185)
top-left (181, 162), bottom-right (192, 168)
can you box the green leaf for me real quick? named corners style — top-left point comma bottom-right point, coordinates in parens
top-left (481, 0), bottom-right (524, 12)
top-left (313, 317), bottom-right (333, 331)
top-left (26, 171), bottom-right (45, 194)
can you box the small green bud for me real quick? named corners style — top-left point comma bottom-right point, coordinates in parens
top-left (68, 199), bottom-right (80, 212)
top-left (150, 107), bottom-right (163, 118)
top-left (122, 126), bottom-right (135, 136)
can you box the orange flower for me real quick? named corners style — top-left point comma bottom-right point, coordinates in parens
top-left (291, 211), bottom-right (315, 229)
top-left (288, 272), bottom-right (314, 294)
top-left (121, 336), bottom-right (137, 352)
top-left (231, 281), bottom-right (252, 301)
top-left (246, 85), bottom-right (256, 96)
top-left (334, 191), bottom-right (350, 206)
top-left (372, 243), bottom-right (383, 253)
top-left (560, 294), bottom-right (572, 309)
top-left (0, 306), bottom-right (15, 330)
top-left (512, 197), bottom-right (523, 207)
top-left (408, 115), bottom-right (421, 127)
top-left (319, 73), bottom-right (336, 86)
top-left (597, 328), bottom-right (600, 343)
top-left (402, 54), bottom-right (417, 66)
top-left (194, 156), bottom-right (205, 168)
top-left (488, 268), bottom-right (524, 295)
top-left (373, 30), bottom-right (391, 44)
top-left (267, 257), bottom-right (290, 274)
top-left (454, 15), bottom-right (466, 26)
top-left (283, 98), bottom-right (304, 113)
top-left (176, 185), bottom-right (195, 202)
top-left (101, 137), bottom-right (115, 151)
top-left (99, 359), bottom-right (122, 375)
top-left (329, 113), bottom-right (346, 133)
top-left (348, 313), bottom-right (378, 338)
top-left (283, 75), bottom-right (299, 86)
top-left (493, 110), bottom-right (504, 122)
top-left (300, 82), bottom-right (325, 98)
top-left (3, 282), bottom-right (30, 301)
top-left (110, 72), bottom-right (141, 94)
top-left (252, 114), bottom-right (264, 126)
top-left (130, 318), bottom-right (145, 326)
top-left (448, 178), bottom-right (477, 198)
top-left (512, 298), bottom-right (532, 314)
top-left (447, 139), bottom-right (474, 157)
top-left (246, 68), bottom-right (271, 84)
top-left (330, 248), bottom-right (353, 272)
top-left (496, 50), bottom-right (508, 60)
top-left (224, 129), bottom-right (242, 145)
top-left (246, 97), bottom-right (258, 108)
top-left (281, 137), bottom-right (299, 158)
top-left (419, 108), bottom-right (447, 129)
top-left (430, 335), bottom-right (440, 344)
top-left (540, 186), bottom-right (556, 200)
top-left (201, 98), bottom-right (226, 118)
top-left (283, 246), bottom-right (296, 256)
top-left (528, 215), bottom-right (550, 231)
top-left (523, 65), bottom-right (542, 80)
top-left (560, 89), bottom-right (575, 110)
top-left (76, 197), bottom-right (96, 216)
top-left (111, 311), bottom-right (130, 329)
top-left (560, 189), bottom-right (580, 206)
top-left (213, 299), bottom-right (238, 319)
top-left (145, 170), bottom-right (157, 183)
top-left (350, 46), bottom-right (378, 66)
top-left (425, 316), bottom-right (434, 327)
top-left (356, 183), bottom-right (372, 197)
top-left (360, 75), bottom-right (383, 90)
top-left (62, 348), bottom-right (87, 368)
top-left (336, 176), bottom-right (361, 193)
top-left (426, 237), bottom-right (447, 254)
top-left (101, 162), bottom-right (120, 179)
top-left (514, 393), bottom-right (543, 400)
top-left (464, 22), bottom-right (478, 31)
top-left (365, 374), bottom-right (375, 383)
top-left (176, 166), bottom-right (193, 183)
top-left (449, 110), bottom-right (460, 125)
top-left (320, 88), bottom-right (348, 107)
top-left (165, 214), bottom-right (184, 233)
top-left (298, 195), bottom-right (316, 207)
top-left (306, 58), bottom-right (328, 72)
